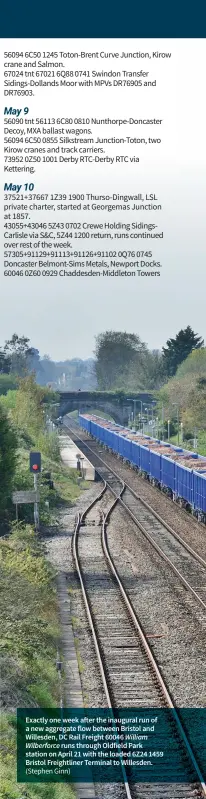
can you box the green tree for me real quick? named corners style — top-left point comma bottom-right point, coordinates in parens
top-left (182, 377), bottom-right (206, 431)
top-left (0, 349), bottom-right (11, 374)
top-left (38, 354), bottom-right (57, 385)
top-left (162, 326), bottom-right (204, 377)
top-left (0, 374), bottom-right (17, 395)
top-left (3, 333), bottom-right (39, 377)
top-left (157, 374), bottom-right (199, 421)
top-left (140, 349), bottom-right (165, 389)
top-left (13, 373), bottom-right (45, 440)
top-left (94, 331), bottom-right (146, 390)
top-left (0, 407), bottom-right (17, 516)
top-left (0, 390), bottom-right (17, 412)
top-left (157, 346), bottom-right (206, 435)
top-left (175, 347), bottom-right (206, 378)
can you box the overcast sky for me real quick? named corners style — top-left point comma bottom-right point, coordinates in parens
top-left (1, 38), bottom-right (205, 360)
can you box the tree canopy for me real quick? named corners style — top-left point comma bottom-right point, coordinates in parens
top-left (3, 333), bottom-right (40, 377)
top-left (94, 331), bottom-right (147, 390)
top-left (157, 346), bottom-right (206, 434)
top-left (162, 326), bottom-right (204, 377)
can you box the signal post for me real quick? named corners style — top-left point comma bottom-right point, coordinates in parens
top-left (29, 451), bottom-right (41, 530)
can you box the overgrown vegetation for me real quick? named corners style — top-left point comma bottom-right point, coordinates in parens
top-left (0, 375), bottom-right (83, 526)
top-left (0, 406), bottom-right (17, 518)
top-left (0, 376), bottom-right (84, 799)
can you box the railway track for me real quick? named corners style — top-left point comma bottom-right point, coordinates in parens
top-left (72, 480), bottom-right (206, 799)
top-left (64, 420), bottom-right (206, 615)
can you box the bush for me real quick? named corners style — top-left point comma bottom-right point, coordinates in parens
top-left (37, 431), bottom-right (60, 461)
top-left (0, 407), bottom-right (17, 517)
top-left (0, 390), bottom-right (17, 411)
top-left (13, 375), bottom-right (45, 440)
top-left (0, 374), bottom-right (17, 395)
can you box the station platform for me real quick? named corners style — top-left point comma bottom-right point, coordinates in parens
top-left (60, 434), bottom-right (95, 480)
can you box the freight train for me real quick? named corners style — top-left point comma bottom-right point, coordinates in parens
top-left (78, 413), bottom-right (206, 522)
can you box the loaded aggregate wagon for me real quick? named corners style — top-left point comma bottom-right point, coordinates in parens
top-left (78, 413), bottom-right (206, 521)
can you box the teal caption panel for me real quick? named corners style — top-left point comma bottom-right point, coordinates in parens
top-left (17, 707), bottom-right (206, 783)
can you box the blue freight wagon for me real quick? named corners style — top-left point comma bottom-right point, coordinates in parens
top-left (131, 440), bottom-right (140, 469)
top-left (161, 455), bottom-right (176, 494)
top-left (80, 415), bottom-right (91, 433)
top-left (140, 445), bottom-right (150, 475)
top-left (176, 463), bottom-right (194, 506)
top-left (119, 435), bottom-right (132, 462)
top-left (78, 414), bottom-right (206, 521)
top-left (150, 451), bottom-right (162, 484)
top-left (193, 471), bottom-right (206, 514)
